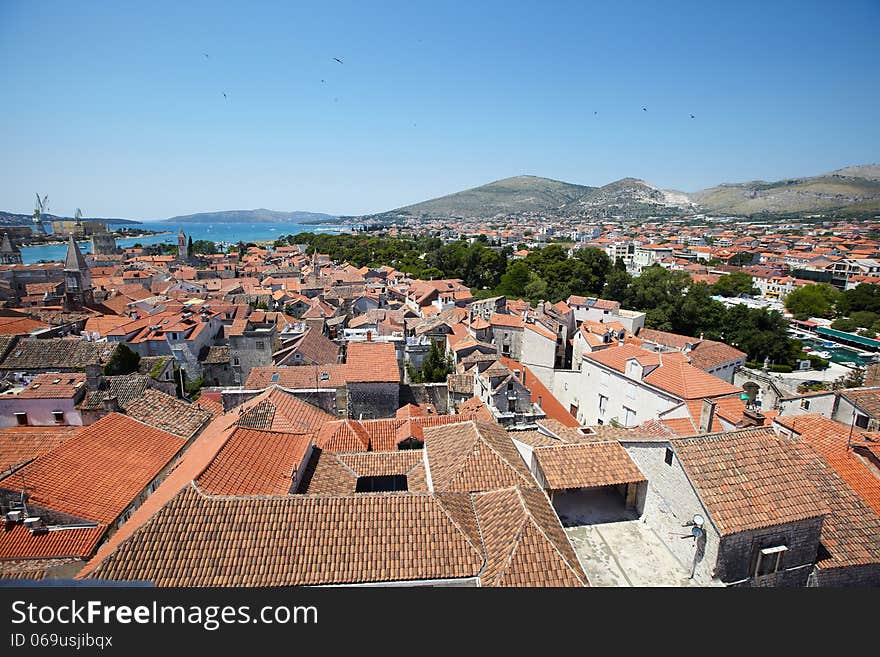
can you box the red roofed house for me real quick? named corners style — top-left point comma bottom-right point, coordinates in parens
top-left (345, 340), bottom-right (401, 419)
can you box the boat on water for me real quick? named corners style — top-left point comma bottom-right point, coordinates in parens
top-left (821, 341), bottom-right (836, 349)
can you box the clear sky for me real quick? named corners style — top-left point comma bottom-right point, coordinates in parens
top-left (1, 0), bottom-right (878, 220)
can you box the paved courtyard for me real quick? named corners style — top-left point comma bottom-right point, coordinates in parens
top-left (554, 488), bottom-right (707, 587)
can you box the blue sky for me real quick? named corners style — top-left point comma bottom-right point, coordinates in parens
top-left (1, 0), bottom-right (878, 220)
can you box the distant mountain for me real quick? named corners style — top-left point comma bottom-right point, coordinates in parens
top-left (689, 164), bottom-right (880, 217)
top-left (557, 177), bottom-right (695, 218)
top-left (161, 209), bottom-right (339, 224)
top-left (360, 164), bottom-right (880, 222)
top-left (0, 211), bottom-right (141, 227)
top-left (364, 175), bottom-right (595, 221)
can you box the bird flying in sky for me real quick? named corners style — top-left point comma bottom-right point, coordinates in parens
top-left (642, 107), bottom-right (647, 111)
top-left (690, 114), bottom-right (695, 119)
top-left (203, 53), bottom-right (209, 59)
top-left (222, 92), bottom-right (227, 101)
top-left (333, 57), bottom-right (343, 64)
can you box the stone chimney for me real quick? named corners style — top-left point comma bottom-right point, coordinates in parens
top-left (698, 398), bottom-right (717, 434)
top-left (740, 407), bottom-right (765, 428)
top-left (85, 363), bottom-right (103, 392)
top-left (102, 394), bottom-right (120, 413)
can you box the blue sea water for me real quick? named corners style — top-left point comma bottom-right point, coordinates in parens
top-left (20, 222), bottom-right (344, 264)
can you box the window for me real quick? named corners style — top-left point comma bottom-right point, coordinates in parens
top-left (598, 395), bottom-right (608, 415)
top-left (355, 475), bottom-right (407, 493)
top-left (855, 414), bottom-right (869, 429)
top-left (233, 357), bottom-right (240, 366)
top-left (52, 411), bottom-right (64, 424)
top-left (14, 412), bottom-right (27, 426)
top-left (255, 341), bottom-right (265, 350)
top-left (753, 545), bottom-right (787, 578)
top-left (569, 403), bottom-right (579, 416)
top-left (623, 406), bottom-right (636, 426)
top-left (664, 448), bottom-right (674, 466)
top-left (800, 399), bottom-right (810, 410)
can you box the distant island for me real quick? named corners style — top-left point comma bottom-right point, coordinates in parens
top-left (161, 209), bottom-right (340, 224)
top-left (0, 211), bottom-right (142, 228)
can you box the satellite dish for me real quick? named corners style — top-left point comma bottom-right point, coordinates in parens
top-left (692, 514), bottom-right (704, 527)
top-left (691, 526), bottom-right (704, 540)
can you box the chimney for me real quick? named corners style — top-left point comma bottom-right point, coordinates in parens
top-left (740, 407), bottom-right (765, 428)
top-left (698, 398), bottom-right (716, 434)
top-left (366, 330), bottom-right (372, 342)
top-left (102, 394), bottom-right (120, 413)
top-left (85, 363), bottom-right (103, 392)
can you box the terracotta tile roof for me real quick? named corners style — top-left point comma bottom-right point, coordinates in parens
top-left (2, 413), bottom-right (185, 524)
top-left (84, 484), bottom-right (486, 586)
top-left (245, 365), bottom-right (347, 389)
top-left (197, 428), bottom-right (312, 496)
top-left (293, 449), bottom-right (430, 495)
top-left (490, 312), bottom-right (524, 328)
top-left (447, 373), bottom-right (474, 395)
top-left (0, 339), bottom-right (119, 371)
top-left (423, 421), bottom-right (536, 493)
top-left (79, 374), bottom-right (151, 411)
top-left (122, 389), bottom-right (212, 439)
top-left (15, 373), bottom-right (86, 399)
top-left (315, 420), bottom-right (371, 452)
top-left (773, 414), bottom-right (880, 516)
top-left (345, 341), bottom-right (400, 383)
top-left (201, 345), bottom-right (230, 365)
top-left (0, 557), bottom-right (82, 580)
top-left (686, 340), bottom-right (746, 371)
top-left (234, 387), bottom-right (335, 434)
top-left (0, 523), bottom-right (106, 562)
top-left (533, 442), bottom-right (646, 490)
top-left (673, 428), bottom-right (828, 536)
top-left (0, 426), bottom-right (80, 476)
top-left (473, 486), bottom-right (587, 587)
top-left (838, 387), bottom-right (880, 419)
top-left (277, 327), bottom-right (340, 365)
top-left (499, 356), bottom-right (580, 428)
top-left (643, 360), bottom-right (742, 400)
top-left (783, 438), bottom-right (880, 570)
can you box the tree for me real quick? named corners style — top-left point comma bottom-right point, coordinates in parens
top-left (103, 343), bottom-right (141, 376)
top-left (191, 239), bottom-right (217, 255)
top-left (602, 268), bottom-right (632, 303)
top-left (410, 341), bottom-right (452, 383)
top-left (713, 271), bottom-right (758, 297)
top-left (785, 283), bottom-right (840, 320)
top-left (839, 283), bottom-right (880, 315)
top-left (187, 235), bottom-right (193, 257)
top-left (832, 367), bottom-right (865, 390)
top-left (497, 260), bottom-right (531, 298)
top-left (524, 272), bottom-right (548, 304)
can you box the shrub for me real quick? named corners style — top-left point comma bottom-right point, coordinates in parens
top-left (769, 364), bottom-right (793, 373)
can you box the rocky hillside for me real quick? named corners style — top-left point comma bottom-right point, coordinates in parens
top-left (558, 178), bottom-right (695, 218)
top-left (690, 165), bottom-right (880, 217)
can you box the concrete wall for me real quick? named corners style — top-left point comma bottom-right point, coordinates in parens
top-left (521, 325), bottom-right (556, 372)
top-left (229, 331), bottom-right (276, 384)
top-left (491, 326), bottom-right (522, 360)
top-left (623, 441), bottom-right (720, 586)
top-left (777, 392), bottom-right (837, 419)
top-left (0, 398), bottom-right (83, 429)
top-left (573, 361), bottom-right (680, 427)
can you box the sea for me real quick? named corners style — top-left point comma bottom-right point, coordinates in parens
top-left (19, 221), bottom-right (346, 265)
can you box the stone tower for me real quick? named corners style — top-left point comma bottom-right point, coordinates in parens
top-left (64, 234), bottom-right (93, 310)
top-left (0, 233), bottom-right (22, 265)
top-left (177, 228), bottom-right (187, 263)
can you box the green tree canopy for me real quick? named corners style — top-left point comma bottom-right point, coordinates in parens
top-left (713, 271), bottom-right (758, 298)
top-left (785, 283), bottom-right (841, 320)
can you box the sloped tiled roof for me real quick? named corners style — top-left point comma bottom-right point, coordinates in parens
top-left (16, 373), bottom-right (86, 399)
top-left (0, 339), bottom-right (119, 371)
top-left (533, 442), bottom-right (646, 490)
top-left (123, 389), bottom-right (212, 439)
top-left (0, 426), bottom-right (80, 476)
top-left (0, 523), bottom-right (106, 562)
top-left (234, 387), bottom-right (335, 434)
top-left (773, 414), bottom-right (880, 516)
top-left (673, 428), bottom-right (828, 536)
top-left (473, 486), bottom-right (587, 587)
top-left (84, 484), bottom-right (486, 586)
top-left (197, 428), bottom-right (312, 496)
top-left (423, 421), bottom-right (535, 493)
top-left (245, 365), bottom-right (347, 389)
top-left (79, 374), bottom-right (151, 410)
top-left (345, 341), bottom-right (399, 383)
top-left (1, 413), bottom-right (184, 524)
